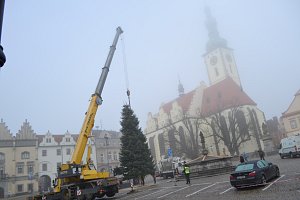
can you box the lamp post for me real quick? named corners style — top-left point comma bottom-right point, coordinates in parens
top-left (0, 0), bottom-right (6, 68)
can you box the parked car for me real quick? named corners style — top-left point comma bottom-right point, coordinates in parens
top-left (230, 160), bottom-right (280, 189)
top-left (279, 135), bottom-right (300, 158)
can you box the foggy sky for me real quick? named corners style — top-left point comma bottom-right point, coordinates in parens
top-left (0, 0), bottom-right (299, 134)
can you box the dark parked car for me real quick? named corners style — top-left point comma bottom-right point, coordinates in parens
top-left (230, 160), bottom-right (280, 189)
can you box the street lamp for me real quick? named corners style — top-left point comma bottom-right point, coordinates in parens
top-left (0, 0), bottom-right (6, 68)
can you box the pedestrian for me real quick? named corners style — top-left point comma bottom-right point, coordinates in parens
top-left (183, 163), bottom-right (191, 184)
top-left (242, 152), bottom-right (248, 162)
top-left (258, 149), bottom-right (265, 160)
top-left (239, 154), bottom-right (245, 163)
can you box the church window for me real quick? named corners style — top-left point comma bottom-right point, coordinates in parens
top-left (66, 138), bottom-right (71, 142)
top-left (149, 137), bottom-right (156, 161)
top-left (158, 133), bottom-right (166, 157)
top-left (179, 126), bottom-right (187, 154)
top-left (46, 138), bottom-right (51, 143)
top-left (214, 68), bottom-right (219, 76)
top-left (168, 130), bottom-right (177, 156)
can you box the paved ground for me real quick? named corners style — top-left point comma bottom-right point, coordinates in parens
top-left (8, 154), bottom-right (300, 200)
top-left (112, 154), bottom-right (300, 200)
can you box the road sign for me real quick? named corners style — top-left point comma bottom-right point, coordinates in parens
top-left (168, 148), bottom-right (173, 157)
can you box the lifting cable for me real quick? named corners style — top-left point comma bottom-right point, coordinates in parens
top-left (120, 34), bottom-right (131, 107)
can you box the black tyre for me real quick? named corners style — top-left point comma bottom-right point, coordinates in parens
top-left (261, 175), bottom-right (267, 185)
top-left (97, 193), bottom-right (105, 198)
top-left (276, 168), bottom-right (280, 177)
top-left (106, 192), bottom-right (116, 198)
top-left (279, 154), bottom-right (284, 159)
top-left (62, 189), bottom-right (69, 200)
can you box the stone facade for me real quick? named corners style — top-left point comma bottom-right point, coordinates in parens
top-left (0, 119), bottom-right (39, 198)
top-left (144, 8), bottom-right (266, 165)
top-left (92, 130), bottom-right (121, 174)
top-left (37, 131), bottom-right (97, 192)
top-left (281, 90), bottom-right (300, 137)
top-left (0, 118), bottom-right (98, 197)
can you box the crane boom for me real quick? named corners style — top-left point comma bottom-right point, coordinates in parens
top-left (71, 27), bottom-right (123, 164)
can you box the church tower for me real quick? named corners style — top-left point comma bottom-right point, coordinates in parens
top-left (203, 7), bottom-right (242, 87)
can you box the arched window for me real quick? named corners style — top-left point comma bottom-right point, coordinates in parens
top-left (21, 151), bottom-right (30, 159)
top-left (149, 137), bottom-right (156, 161)
top-left (236, 110), bottom-right (250, 139)
top-left (168, 129), bottom-right (177, 156)
top-left (178, 126), bottom-right (187, 152)
top-left (158, 133), bottom-right (166, 158)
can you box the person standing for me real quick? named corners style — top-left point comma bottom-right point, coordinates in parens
top-left (242, 152), bottom-right (248, 162)
top-left (258, 149), bottom-right (265, 160)
top-left (239, 155), bottom-right (245, 163)
top-left (183, 164), bottom-right (191, 184)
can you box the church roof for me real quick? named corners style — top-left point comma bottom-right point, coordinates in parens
top-left (161, 90), bottom-right (195, 114)
top-left (201, 78), bottom-right (256, 117)
top-left (281, 88), bottom-right (300, 117)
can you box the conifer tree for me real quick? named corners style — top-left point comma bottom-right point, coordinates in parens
top-left (119, 104), bottom-right (155, 185)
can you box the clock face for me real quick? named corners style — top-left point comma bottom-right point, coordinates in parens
top-left (210, 56), bottom-right (218, 65)
top-left (226, 54), bottom-right (232, 62)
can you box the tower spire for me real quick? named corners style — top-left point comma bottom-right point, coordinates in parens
top-left (178, 76), bottom-right (184, 97)
top-left (205, 6), bottom-right (228, 52)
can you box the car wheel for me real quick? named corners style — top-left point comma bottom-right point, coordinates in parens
top-left (276, 168), bottom-right (280, 177)
top-left (279, 154), bottom-right (284, 159)
top-left (235, 186), bottom-right (241, 190)
top-left (261, 175), bottom-right (267, 185)
top-left (106, 192), bottom-right (116, 198)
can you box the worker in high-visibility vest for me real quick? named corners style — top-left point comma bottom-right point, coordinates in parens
top-left (183, 163), bottom-right (191, 184)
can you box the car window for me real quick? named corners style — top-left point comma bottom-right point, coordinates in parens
top-left (257, 160), bottom-right (267, 168)
top-left (235, 164), bottom-right (254, 171)
top-left (261, 160), bottom-right (269, 166)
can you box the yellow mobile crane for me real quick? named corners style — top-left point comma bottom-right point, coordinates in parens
top-left (30, 27), bottom-right (123, 200)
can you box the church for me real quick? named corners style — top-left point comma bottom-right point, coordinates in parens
top-left (144, 8), bottom-right (266, 163)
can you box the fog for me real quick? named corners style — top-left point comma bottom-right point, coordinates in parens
top-left (0, 0), bottom-right (299, 134)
